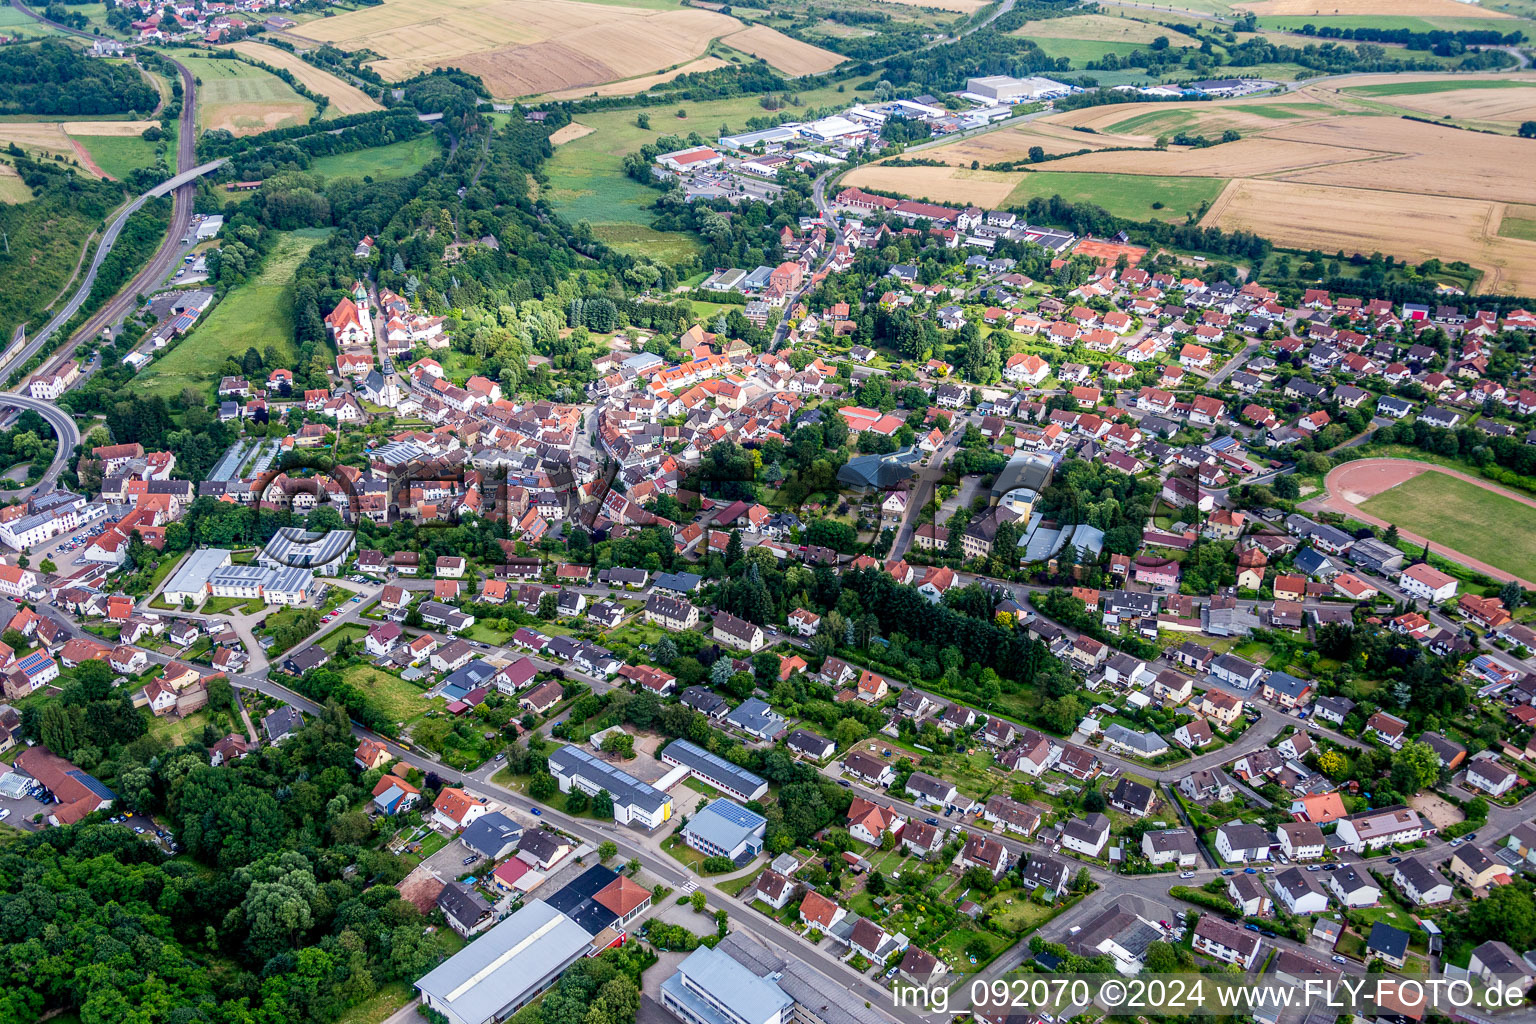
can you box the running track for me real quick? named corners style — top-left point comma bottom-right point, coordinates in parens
top-left (1303, 457), bottom-right (1536, 587)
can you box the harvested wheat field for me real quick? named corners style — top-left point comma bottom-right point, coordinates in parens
top-left (1046, 136), bottom-right (1380, 178)
top-left (549, 122), bottom-right (596, 145)
top-left (1202, 179), bottom-right (1536, 292)
top-left (1044, 97), bottom-right (1335, 139)
top-left (912, 122), bottom-right (1137, 164)
top-left (1263, 116), bottom-right (1536, 206)
top-left (540, 57), bottom-right (728, 100)
top-left (228, 41), bottom-right (382, 114)
top-left (302, 0), bottom-right (745, 96)
top-left (719, 25), bottom-right (844, 75)
top-left (0, 123), bottom-right (95, 161)
top-left (1338, 77), bottom-right (1536, 126)
top-left (879, 0), bottom-right (987, 10)
top-left (60, 120), bottom-right (159, 137)
top-left (1013, 14), bottom-right (1200, 44)
top-left (1236, 0), bottom-right (1508, 15)
top-left (843, 164), bottom-right (1023, 206)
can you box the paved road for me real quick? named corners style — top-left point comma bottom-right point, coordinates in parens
top-left (770, 170), bottom-right (845, 351)
top-left (0, 393), bottom-right (81, 498)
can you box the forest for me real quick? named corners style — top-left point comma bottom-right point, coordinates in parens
top-left (0, 682), bottom-right (464, 1024)
top-left (0, 40), bottom-right (158, 115)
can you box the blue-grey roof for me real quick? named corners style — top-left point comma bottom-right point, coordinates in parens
top-left (259, 526), bottom-right (355, 571)
top-left (663, 945), bottom-right (794, 1024)
top-left (67, 770), bottom-right (115, 802)
top-left (414, 899), bottom-right (593, 1024)
top-left (1103, 723), bottom-right (1167, 755)
top-left (443, 660), bottom-right (498, 698)
top-left (1263, 671), bottom-right (1312, 700)
top-left (1294, 548), bottom-right (1333, 576)
top-left (725, 698), bottom-right (785, 738)
top-left (460, 811), bottom-right (523, 857)
top-left (548, 745), bottom-right (670, 814)
top-left (1368, 921), bottom-right (1410, 959)
top-left (652, 572), bottom-right (702, 594)
top-left (662, 739), bottom-right (767, 798)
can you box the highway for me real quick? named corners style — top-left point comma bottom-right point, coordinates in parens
top-left (1, 0), bottom-right (212, 495)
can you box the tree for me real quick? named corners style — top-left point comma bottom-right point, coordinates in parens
top-left (565, 789), bottom-right (589, 814)
top-left (867, 870), bottom-right (887, 896)
top-left (528, 772), bottom-right (556, 799)
top-left (1082, 787), bottom-right (1106, 813)
top-left (1390, 740), bottom-right (1441, 795)
top-left (1317, 750), bottom-right (1349, 780)
top-left (591, 790), bottom-right (614, 819)
top-left (1521, 120), bottom-right (1536, 139)
top-left (538, 591), bottom-right (559, 620)
top-left (690, 889), bottom-right (707, 913)
top-left (1500, 579), bottom-right (1523, 610)
top-left (1143, 941), bottom-right (1179, 973)
top-left (598, 840), bottom-right (618, 862)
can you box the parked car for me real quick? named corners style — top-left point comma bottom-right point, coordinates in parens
top-left (1179, 871), bottom-right (1195, 879)
top-left (530, 807), bottom-right (541, 816)
top-left (1332, 955), bottom-right (1347, 965)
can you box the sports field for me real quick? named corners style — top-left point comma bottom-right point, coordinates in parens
top-left (1359, 471), bottom-right (1536, 583)
top-left (228, 41), bottom-right (382, 115)
top-left (297, 0), bottom-right (837, 96)
top-left (182, 56), bottom-right (316, 135)
top-left (308, 135), bottom-right (440, 179)
top-left (138, 229), bottom-right (331, 398)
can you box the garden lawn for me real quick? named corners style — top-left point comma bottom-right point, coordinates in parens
top-left (340, 664), bottom-right (430, 723)
top-left (309, 135), bottom-right (441, 180)
top-left (138, 228), bottom-right (331, 398)
top-left (1358, 470), bottom-right (1536, 583)
top-left (1006, 171), bottom-right (1226, 222)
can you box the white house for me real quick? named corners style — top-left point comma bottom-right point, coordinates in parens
top-left (1327, 864), bottom-right (1381, 908)
top-left (1215, 823), bottom-right (1272, 863)
top-left (1276, 822), bottom-right (1325, 861)
top-left (1399, 562), bottom-right (1458, 604)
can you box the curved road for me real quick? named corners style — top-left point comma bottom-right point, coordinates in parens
top-left (2, 0), bottom-right (209, 492)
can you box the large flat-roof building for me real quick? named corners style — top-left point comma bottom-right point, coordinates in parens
top-left (161, 547), bottom-right (234, 605)
top-left (681, 799), bottom-right (766, 864)
top-left (414, 899), bottom-right (594, 1024)
top-left (547, 745), bottom-right (672, 829)
top-left (965, 75), bottom-right (1072, 102)
top-left (660, 739), bottom-right (768, 801)
top-left (662, 945), bottom-right (795, 1024)
top-left (258, 527), bottom-right (355, 575)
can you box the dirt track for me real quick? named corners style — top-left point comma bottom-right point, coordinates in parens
top-left (1302, 457), bottom-right (1536, 586)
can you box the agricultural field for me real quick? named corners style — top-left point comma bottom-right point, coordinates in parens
top-left (716, 25), bottom-right (844, 74)
top-left (1499, 205), bottom-right (1536, 242)
top-left (181, 56), bottom-right (316, 135)
top-left (296, 0), bottom-right (837, 97)
top-left (863, 87), bottom-right (1536, 290)
top-left (227, 41), bottom-right (383, 115)
top-left (0, 163), bottom-right (31, 204)
top-left (0, 120), bottom-right (156, 177)
top-left (842, 163), bottom-right (1025, 206)
top-left (307, 134), bottom-right (441, 179)
top-left (543, 88), bottom-right (842, 256)
top-left (1358, 471), bottom-right (1536, 583)
top-left (1007, 171), bottom-right (1226, 221)
top-left (72, 133), bottom-right (162, 180)
top-left (538, 56), bottom-right (728, 101)
top-left (1012, 13), bottom-right (1204, 47)
top-left (1202, 178), bottom-right (1536, 291)
top-left (138, 229), bottom-right (331, 398)
top-left (1235, 0), bottom-right (1512, 16)
top-left (1338, 75), bottom-right (1536, 129)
